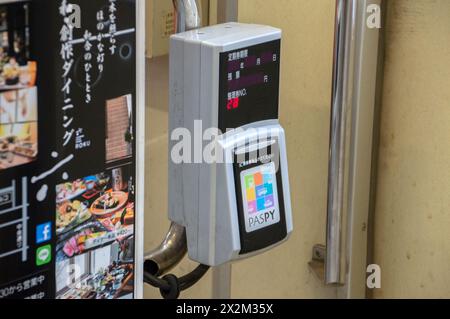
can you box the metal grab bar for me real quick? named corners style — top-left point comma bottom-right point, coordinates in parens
top-left (144, 222), bottom-right (188, 276)
top-left (326, 0), bottom-right (357, 285)
top-left (173, 0), bottom-right (202, 33)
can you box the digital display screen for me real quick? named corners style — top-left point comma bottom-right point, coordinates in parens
top-left (240, 162), bottom-right (280, 233)
top-left (218, 40), bottom-right (281, 132)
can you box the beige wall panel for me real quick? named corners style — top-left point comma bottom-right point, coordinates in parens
top-left (145, 0), bottom-right (153, 57)
top-left (374, 0), bottom-right (450, 298)
top-left (233, 0), bottom-right (337, 298)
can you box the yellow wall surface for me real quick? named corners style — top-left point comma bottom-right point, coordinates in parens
top-left (373, 0), bottom-right (450, 298)
top-left (233, 0), bottom-right (337, 298)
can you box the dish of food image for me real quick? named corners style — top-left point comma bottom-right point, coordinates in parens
top-left (111, 204), bottom-right (135, 227)
top-left (3, 62), bottom-right (20, 86)
top-left (56, 180), bottom-right (87, 203)
top-left (96, 173), bottom-right (110, 189)
top-left (57, 263), bottom-right (133, 300)
top-left (62, 229), bottom-right (108, 258)
top-left (90, 192), bottom-right (128, 217)
top-left (14, 143), bottom-right (37, 158)
top-left (56, 200), bottom-right (92, 235)
top-left (0, 140), bottom-right (9, 153)
top-left (56, 220), bottom-right (110, 259)
top-left (57, 224), bottom-right (133, 260)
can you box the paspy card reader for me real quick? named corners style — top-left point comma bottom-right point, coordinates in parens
top-left (169, 23), bottom-right (293, 266)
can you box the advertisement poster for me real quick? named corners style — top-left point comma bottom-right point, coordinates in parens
top-left (0, 0), bottom-right (139, 299)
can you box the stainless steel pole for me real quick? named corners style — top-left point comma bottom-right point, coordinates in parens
top-left (326, 0), bottom-right (358, 285)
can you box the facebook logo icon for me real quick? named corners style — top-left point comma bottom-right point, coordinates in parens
top-left (36, 222), bottom-right (52, 244)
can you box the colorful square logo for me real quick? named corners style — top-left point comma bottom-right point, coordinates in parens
top-left (243, 166), bottom-right (276, 214)
top-left (254, 172), bottom-right (263, 186)
top-left (240, 162), bottom-right (281, 233)
top-left (246, 187), bottom-right (256, 202)
top-left (263, 173), bottom-right (273, 185)
top-left (264, 195), bottom-right (275, 208)
top-left (36, 222), bottom-right (52, 244)
top-left (245, 175), bottom-right (255, 189)
top-left (244, 164), bottom-right (275, 214)
top-left (248, 201), bottom-right (257, 214)
top-left (257, 197), bottom-right (266, 211)
top-left (36, 245), bottom-right (52, 266)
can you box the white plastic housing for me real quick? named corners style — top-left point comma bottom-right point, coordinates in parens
top-left (168, 23), bottom-right (292, 266)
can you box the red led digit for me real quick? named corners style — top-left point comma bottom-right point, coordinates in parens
top-left (227, 97), bottom-right (240, 111)
top-left (227, 99), bottom-right (233, 110)
top-left (233, 97), bottom-right (239, 109)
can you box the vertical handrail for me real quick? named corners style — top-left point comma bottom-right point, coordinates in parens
top-left (326, 0), bottom-right (357, 285)
top-left (173, 0), bottom-right (202, 33)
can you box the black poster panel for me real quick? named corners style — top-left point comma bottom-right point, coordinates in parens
top-left (0, 0), bottom-right (137, 300)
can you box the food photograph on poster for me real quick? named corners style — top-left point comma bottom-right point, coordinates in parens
top-left (55, 165), bottom-right (135, 299)
top-left (0, 87), bottom-right (38, 169)
top-left (55, 166), bottom-right (135, 261)
top-left (0, 3), bottom-right (37, 89)
top-left (0, 2), bottom-right (38, 171)
top-left (55, 237), bottom-right (134, 299)
top-left (105, 94), bottom-right (133, 163)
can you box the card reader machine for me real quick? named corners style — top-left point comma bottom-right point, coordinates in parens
top-left (169, 23), bottom-right (293, 267)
